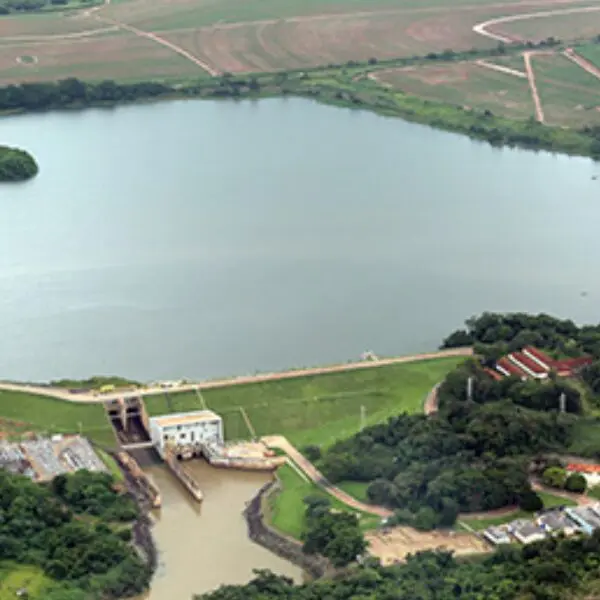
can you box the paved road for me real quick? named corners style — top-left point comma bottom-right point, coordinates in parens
top-left (262, 435), bottom-right (393, 518)
top-left (0, 348), bottom-right (472, 404)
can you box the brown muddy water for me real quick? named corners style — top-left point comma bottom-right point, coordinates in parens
top-left (140, 460), bottom-right (301, 599)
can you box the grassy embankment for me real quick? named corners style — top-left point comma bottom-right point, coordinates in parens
top-left (267, 464), bottom-right (381, 539)
top-left (0, 357), bottom-right (461, 448)
top-left (0, 388), bottom-right (115, 445)
top-left (146, 356), bottom-right (462, 447)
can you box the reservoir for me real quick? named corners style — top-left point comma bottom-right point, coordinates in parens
top-left (0, 98), bottom-right (599, 382)
top-left (139, 460), bottom-right (301, 599)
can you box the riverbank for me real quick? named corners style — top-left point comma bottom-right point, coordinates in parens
top-left (1, 41), bottom-right (599, 161)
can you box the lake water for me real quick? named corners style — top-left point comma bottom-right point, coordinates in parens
top-left (0, 98), bottom-right (599, 382)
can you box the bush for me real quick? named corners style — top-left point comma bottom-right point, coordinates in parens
top-left (565, 473), bottom-right (587, 494)
top-left (303, 445), bottom-right (321, 462)
top-left (519, 491), bottom-right (543, 512)
top-left (413, 507), bottom-right (439, 531)
top-left (542, 466), bottom-right (567, 489)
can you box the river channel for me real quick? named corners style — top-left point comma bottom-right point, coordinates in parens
top-left (0, 98), bottom-right (599, 381)
top-left (140, 459), bottom-right (301, 599)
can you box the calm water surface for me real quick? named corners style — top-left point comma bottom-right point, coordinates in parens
top-left (141, 461), bottom-right (300, 599)
top-left (0, 98), bottom-right (599, 381)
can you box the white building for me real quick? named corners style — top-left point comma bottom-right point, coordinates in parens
top-left (149, 410), bottom-right (223, 459)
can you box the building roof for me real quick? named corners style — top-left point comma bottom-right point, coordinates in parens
top-left (538, 510), bottom-right (577, 532)
top-left (150, 410), bottom-right (221, 428)
top-left (509, 519), bottom-right (546, 540)
top-left (567, 507), bottom-right (600, 530)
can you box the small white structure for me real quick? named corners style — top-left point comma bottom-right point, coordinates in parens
top-left (149, 410), bottom-right (223, 459)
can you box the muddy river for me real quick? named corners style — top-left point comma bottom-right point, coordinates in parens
top-left (140, 460), bottom-right (301, 599)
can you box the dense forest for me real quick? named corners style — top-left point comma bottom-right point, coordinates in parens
top-left (0, 469), bottom-right (150, 599)
top-left (442, 312), bottom-right (600, 359)
top-left (0, 145), bottom-right (38, 182)
top-left (198, 531), bottom-right (600, 600)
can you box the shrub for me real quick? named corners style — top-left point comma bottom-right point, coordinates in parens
top-left (565, 473), bottom-right (587, 494)
top-left (519, 491), bottom-right (543, 512)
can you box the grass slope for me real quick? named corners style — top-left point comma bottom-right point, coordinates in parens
top-left (145, 357), bottom-right (463, 447)
top-left (0, 389), bottom-right (114, 446)
top-left (268, 463), bottom-right (380, 539)
top-left (0, 563), bottom-right (52, 600)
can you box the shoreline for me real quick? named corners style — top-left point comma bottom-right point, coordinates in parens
top-left (0, 38), bottom-right (599, 162)
top-left (0, 348), bottom-right (472, 402)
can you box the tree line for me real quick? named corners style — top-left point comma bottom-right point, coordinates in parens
top-left (0, 469), bottom-right (150, 599)
top-left (197, 530), bottom-right (600, 600)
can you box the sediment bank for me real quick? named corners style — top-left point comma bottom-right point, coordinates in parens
top-left (244, 480), bottom-right (330, 579)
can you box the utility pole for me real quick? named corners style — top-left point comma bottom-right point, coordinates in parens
top-left (559, 392), bottom-right (566, 414)
top-left (467, 376), bottom-right (474, 402)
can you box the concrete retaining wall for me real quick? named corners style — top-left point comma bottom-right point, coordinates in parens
top-left (243, 480), bottom-right (330, 579)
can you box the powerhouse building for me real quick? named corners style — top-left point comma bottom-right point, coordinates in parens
top-left (149, 410), bottom-right (223, 459)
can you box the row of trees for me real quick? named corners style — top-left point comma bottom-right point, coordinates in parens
top-left (442, 312), bottom-right (600, 359)
top-left (199, 530), bottom-right (600, 600)
top-left (0, 469), bottom-right (150, 598)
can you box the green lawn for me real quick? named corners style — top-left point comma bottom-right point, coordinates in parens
top-left (338, 480), bottom-right (370, 503)
top-left (147, 357), bottom-right (463, 447)
top-left (268, 464), bottom-right (382, 539)
top-left (0, 390), bottom-right (114, 445)
top-left (0, 563), bottom-right (52, 600)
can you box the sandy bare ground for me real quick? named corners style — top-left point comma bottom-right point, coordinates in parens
top-left (473, 5), bottom-right (600, 43)
top-left (475, 58), bottom-right (527, 78)
top-left (524, 50), bottom-right (546, 122)
top-left (563, 46), bottom-right (600, 81)
top-left (0, 348), bottom-right (472, 404)
top-left (366, 527), bottom-right (490, 564)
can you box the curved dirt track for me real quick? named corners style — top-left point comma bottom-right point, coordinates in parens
top-left (0, 348), bottom-right (472, 404)
top-left (473, 5), bottom-right (600, 43)
top-left (262, 435), bottom-right (393, 517)
top-left (475, 58), bottom-right (526, 78)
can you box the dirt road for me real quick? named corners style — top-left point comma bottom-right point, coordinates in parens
top-left (475, 59), bottom-right (526, 78)
top-left (563, 47), bottom-right (600, 82)
top-left (524, 51), bottom-right (545, 123)
top-left (0, 348), bottom-right (471, 404)
top-left (473, 5), bottom-right (600, 43)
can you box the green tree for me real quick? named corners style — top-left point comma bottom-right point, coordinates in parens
top-left (519, 491), bottom-right (543, 512)
top-left (565, 472), bottom-right (587, 493)
top-left (542, 466), bottom-right (567, 489)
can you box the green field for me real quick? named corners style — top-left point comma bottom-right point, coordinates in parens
top-left (268, 464), bottom-right (380, 539)
top-left (533, 53), bottom-right (600, 127)
top-left (577, 43), bottom-right (600, 69)
top-left (0, 389), bottom-right (115, 445)
top-left (0, 563), bottom-right (52, 600)
top-left (145, 357), bottom-right (463, 447)
top-left (375, 62), bottom-right (535, 121)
